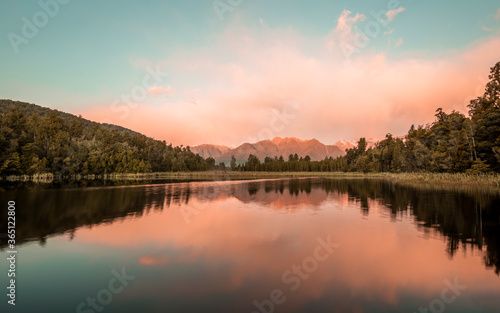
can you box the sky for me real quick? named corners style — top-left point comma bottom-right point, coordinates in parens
top-left (1, 0), bottom-right (500, 147)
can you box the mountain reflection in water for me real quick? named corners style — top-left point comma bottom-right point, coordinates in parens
top-left (0, 178), bottom-right (499, 313)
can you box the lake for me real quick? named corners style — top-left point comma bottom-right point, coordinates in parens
top-left (1, 178), bottom-right (499, 313)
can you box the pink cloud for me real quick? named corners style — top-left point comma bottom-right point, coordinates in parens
top-left (395, 38), bottom-right (404, 47)
top-left (482, 26), bottom-right (493, 32)
top-left (336, 10), bottom-right (366, 33)
top-left (496, 9), bottom-right (500, 20)
top-left (386, 7), bottom-right (405, 21)
top-left (330, 9), bottom-right (366, 49)
top-left (78, 22), bottom-right (500, 147)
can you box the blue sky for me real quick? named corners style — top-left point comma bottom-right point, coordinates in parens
top-left (1, 0), bottom-right (499, 145)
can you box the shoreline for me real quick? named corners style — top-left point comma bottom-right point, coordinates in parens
top-left (2, 171), bottom-right (499, 187)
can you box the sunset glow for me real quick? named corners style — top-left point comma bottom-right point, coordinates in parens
top-left (1, 1), bottom-right (499, 146)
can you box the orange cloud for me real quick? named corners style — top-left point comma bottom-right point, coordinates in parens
top-left (146, 85), bottom-right (174, 97)
top-left (78, 22), bottom-right (500, 147)
top-left (139, 255), bottom-right (170, 266)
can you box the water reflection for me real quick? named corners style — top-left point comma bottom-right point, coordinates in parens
top-left (1, 178), bottom-right (498, 275)
top-left (0, 178), bottom-right (499, 312)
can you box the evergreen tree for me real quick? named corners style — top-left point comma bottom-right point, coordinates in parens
top-left (230, 155), bottom-right (237, 171)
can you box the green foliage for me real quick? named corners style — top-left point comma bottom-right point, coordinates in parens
top-left (467, 62), bottom-right (500, 171)
top-left (245, 154), bottom-right (261, 171)
top-left (230, 155), bottom-right (237, 171)
top-left (0, 152), bottom-right (21, 175)
top-left (0, 100), bottom-right (217, 177)
top-left (465, 159), bottom-right (491, 175)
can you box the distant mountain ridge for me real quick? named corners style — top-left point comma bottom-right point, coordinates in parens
top-left (192, 137), bottom-right (349, 163)
top-left (190, 144), bottom-right (231, 159)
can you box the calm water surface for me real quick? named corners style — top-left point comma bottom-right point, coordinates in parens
top-left (1, 178), bottom-right (499, 313)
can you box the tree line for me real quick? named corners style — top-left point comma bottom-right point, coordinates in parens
top-left (0, 100), bottom-right (224, 177)
top-left (238, 61), bottom-right (500, 174)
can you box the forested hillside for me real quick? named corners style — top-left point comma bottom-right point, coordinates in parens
top-left (0, 100), bottom-right (220, 177)
top-left (238, 61), bottom-right (500, 174)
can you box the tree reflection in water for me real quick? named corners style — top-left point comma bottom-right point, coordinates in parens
top-left (1, 178), bottom-right (498, 274)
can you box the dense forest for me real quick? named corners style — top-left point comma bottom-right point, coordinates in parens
top-left (238, 61), bottom-right (500, 174)
top-left (1, 61), bottom-right (499, 178)
top-left (0, 101), bottom-right (223, 177)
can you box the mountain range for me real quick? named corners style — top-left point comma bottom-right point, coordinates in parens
top-left (191, 137), bottom-right (366, 163)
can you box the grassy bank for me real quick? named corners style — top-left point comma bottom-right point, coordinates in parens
top-left (2, 171), bottom-right (500, 187)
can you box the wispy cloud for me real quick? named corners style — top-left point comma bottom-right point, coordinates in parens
top-left (325, 10), bottom-right (367, 55)
top-left (482, 26), bottom-right (494, 32)
top-left (395, 38), bottom-right (404, 47)
top-left (384, 28), bottom-right (394, 35)
top-left (147, 85), bottom-right (174, 97)
top-left (335, 10), bottom-right (366, 41)
top-left (495, 9), bottom-right (500, 20)
top-left (386, 7), bottom-right (405, 21)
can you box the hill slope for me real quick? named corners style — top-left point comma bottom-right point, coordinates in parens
top-left (0, 99), bottom-right (213, 176)
top-left (0, 100), bottom-right (141, 136)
